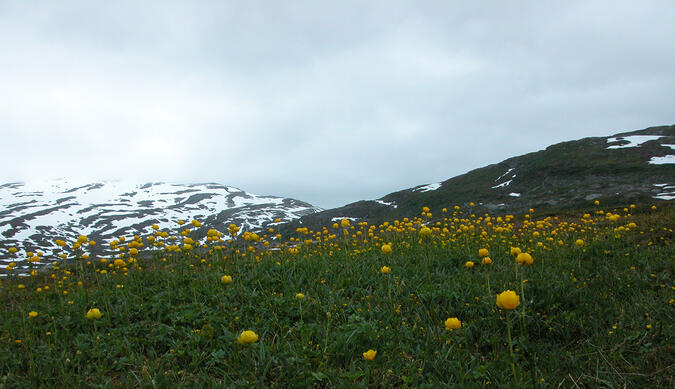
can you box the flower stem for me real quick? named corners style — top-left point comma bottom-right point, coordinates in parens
top-left (507, 314), bottom-right (519, 385)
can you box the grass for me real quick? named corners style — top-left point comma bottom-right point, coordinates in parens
top-left (0, 203), bottom-right (673, 388)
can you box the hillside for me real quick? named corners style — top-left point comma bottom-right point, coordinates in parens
top-left (0, 181), bottom-right (321, 266)
top-left (0, 191), bottom-right (672, 387)
top-left (283, 124), bottom-right (674, 234)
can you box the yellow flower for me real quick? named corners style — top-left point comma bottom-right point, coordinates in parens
top-left (77, 235), bottom-right (88, 244)
top-left (481, 257), bottom-right (492, 265)
top-left (444, 317), bottom-right (461, 330)
top-left (221, 275), bottom-right (233, 284)
top-left (237, 330), bottom-right (259, 344)
top-left (419, 227), bottom-right (432, 237)
top-left (380, 266), bottom-right (391, 274)
top-left (515, 252), bottom-right (533, 266)
top-left (152, 224), bottom-right (159, 230)
top-left (594, 200), bottom-right (600, 205)
top-left (28, 311), bottom-right (38, 318)
top-left (8, 247), bottom-right (18, 254)
top-left (510, 247), bottom-right (521, 256)
top-left (575, 239), bottom-right (584, 247)
top-left (191, 219), bottom-right (202, 227)
top-left (85, 308), bottom-right (103, 320)
top-left (340, 219), bottom-right (351, 228)
top-left (496, 290), bottom-right (520, 310)
top-left (478, 248), bottom-right (489, 257)
top-left (296, 293), bottom-right (305, 300)
top-left (129, 248), bottom-right (139, 256)
top-left (381, 244), bottom-right (392, 254)
top-left (362, 349), bottom-right (377, 360)
top-left (114, 259), bottom-right (127, 267)
top-left (465, 261), bottom-right (474, 268)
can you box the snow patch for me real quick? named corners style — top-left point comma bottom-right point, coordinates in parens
top-left (508, 193), bottom-right (521, 197)
top-left (331, 217), bottom-right (359, 222)
top-left (413, 183), bottom-right (441, 192)
top-left (492, 179), bottom-right (512, 189)
top-left (606, 135), bottom-right (663, 149)
top-left (494, 168), bottom-right (515, 182)
top-left (649, 155), bottom-right (675, 165)
top-left (374, 200), bottom-right (398, 208)
top-left (653, 183), bottom-right (675, 201)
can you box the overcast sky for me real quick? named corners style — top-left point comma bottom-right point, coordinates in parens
top-left (1, 1), bottom-right (673, 208)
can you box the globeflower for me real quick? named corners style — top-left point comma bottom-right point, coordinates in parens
top-left (496, 290), bottom-right (520, 310)
top-left (295, 293), bottom-right (305, 300)
top-left (515, 252), bottom-right (533, 266)
top-left (237, 330), bottom-right (259, 344)
top-left (381, 244), bottom-right (392, 254)
top-left (478, 248), bottom-right (489, 257)
top-left (444, 317), bottom-right (461, 330)
top-left (340, 219), bottom-right (351, 228)
top-left (85, 308), bottom-right (103, 320)
top-left (465, 261), bottom-right (474, 268)
top-left (481, 257), bottom-right (492, 265)
top-left (510, 247), bottom-right (521, 256)
top-left (221, 275), bottom-right (233, 284)
top-left (575, 239), bottom-right (584, 247)
top-left (419, 227), bottom-right (432, 237)
top-left (362, 349), bottom-right (377, 361)
top-left (28, 311), bottom-right (38, 318)
top-left (380, 266), bottom-right (391, 274)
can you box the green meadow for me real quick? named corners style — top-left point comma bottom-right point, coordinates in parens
top-left (1, 203), bottom-right (673, 388)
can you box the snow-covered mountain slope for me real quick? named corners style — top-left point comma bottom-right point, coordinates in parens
top-left (0, 180), bottom-right (321, 266)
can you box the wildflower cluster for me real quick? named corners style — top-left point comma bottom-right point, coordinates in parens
top-left (0, 202), bottom-right (672, 387)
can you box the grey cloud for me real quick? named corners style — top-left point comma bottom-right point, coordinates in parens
top-left (0, 1), bottom-right (673, 208)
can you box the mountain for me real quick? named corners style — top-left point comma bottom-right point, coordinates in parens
top-left (3, 124), bottom-right (673, 269)
top-left (283, 124), bottom-right (674, 233)
top-left (0, 180), bottom-right (321, 265)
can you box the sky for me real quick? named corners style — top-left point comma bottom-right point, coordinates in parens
top-left (1, 1), bottom-right (673, 209)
